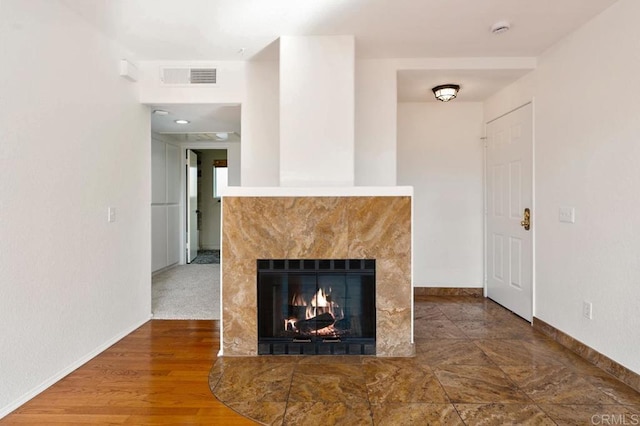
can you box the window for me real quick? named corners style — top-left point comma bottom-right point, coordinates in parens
top-left (213, 164), bottom-right (228, 199)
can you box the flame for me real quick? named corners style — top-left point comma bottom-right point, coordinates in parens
top-left (306, 288), bottom-right (333, 319)
top-left (286, 287), bottom-right (344, 334)
top-left (284, 318), bottom-right (297, 331)
top-left (291, 292), bottom-right (307, 306)
top-left (311, 288), bottom-right (329, 307)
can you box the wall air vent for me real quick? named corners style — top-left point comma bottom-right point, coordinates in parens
top-left (161, 68), bottom-right (218, 85)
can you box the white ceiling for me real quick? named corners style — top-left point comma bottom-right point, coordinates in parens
top-left (61, 0), bottom-right (619, 128)
top-left (62, 0), bottom-right (618, 60)
top-left (150, 103), bottom-right (241, 135)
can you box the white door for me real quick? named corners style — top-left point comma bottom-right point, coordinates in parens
top-left (186, 150), bottom-right (198, 263)
top-left (486, 103), bottom-right (533, 321)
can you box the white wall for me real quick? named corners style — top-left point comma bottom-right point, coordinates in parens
top-left (279, 36), bottom-right (355, 186)
top-left (535, 0), bottom-right (640, 374)
top-left (0, 0), bottom-right (151, 416)
top-left (398, 103), bottom-right (484, 287)
top-left (244, 47), bottom-right (389, 188)
top-left (483, 72), bottom-right (535, 123)
top-left (485, 0), bottom-right (640, 374)
top-left (225, 143), bottom-right (241, 188)
top-left (354, 57), bottom-right (534, 187)
top-left (151, 133), bottom-right (181, 272)
top-left (242, 59), bottom-right (280, 186)
top-left (199, 150), bottom-right (227, 250)
top-left (355, 60), bottom-right (398, 186)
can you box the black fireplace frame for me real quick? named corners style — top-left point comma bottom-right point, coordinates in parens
top-left (257, 259), bottom-right (376, 355)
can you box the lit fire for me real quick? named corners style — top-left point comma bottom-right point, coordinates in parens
top-left (291, 292), bottom-right (307, 307)
top-left (306, 287), bottom-right (331, 319)
top-left (287, 287), bottom-right (344, 335)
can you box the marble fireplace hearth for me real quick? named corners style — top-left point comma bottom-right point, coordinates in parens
top-left (220, 187), bottom-right (414, 357)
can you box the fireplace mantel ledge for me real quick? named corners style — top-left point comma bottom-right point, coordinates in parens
top-left (221, 186), bottom-right (413, 198)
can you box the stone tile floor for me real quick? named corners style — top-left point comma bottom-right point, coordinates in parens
top-left (209, 296), bottom-right (640, 425)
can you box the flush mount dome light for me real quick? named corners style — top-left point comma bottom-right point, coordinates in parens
top-left (153, 109), bottom-right (169, 115)
top-left (214, 132), bottom-right (229, 140)
top-left (432, 84), bottom-right (460, 102)
top-left (174, 119), bottom-right (190, 124)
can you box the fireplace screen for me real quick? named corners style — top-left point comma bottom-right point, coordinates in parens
top-left (257, 259), bottom-right (375, 355)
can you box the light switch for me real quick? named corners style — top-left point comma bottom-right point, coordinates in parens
top-left (108, 207), bottom-right (116, 223)
top-left (559, 207), bottom-right (575, 223)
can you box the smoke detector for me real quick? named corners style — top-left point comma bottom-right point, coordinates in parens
top-left (491, 21), bottom-right (511, 34)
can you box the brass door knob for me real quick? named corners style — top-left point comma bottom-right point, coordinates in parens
top-left (520, 208), bottom-right (531, 230)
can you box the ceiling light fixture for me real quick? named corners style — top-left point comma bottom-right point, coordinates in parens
top-left (174, 119), bottom-right (190, 124)
top-left (432, 84), bottom-right (460, 102)
top-left (153, 109), bottom-right (169, 115)
top-left (215, 132), bottom-right (229, 140)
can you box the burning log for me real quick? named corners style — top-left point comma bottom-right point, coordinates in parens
top-left (295, 312), bottom-right (335, 332)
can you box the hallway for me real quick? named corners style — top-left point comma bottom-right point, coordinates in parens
top-left (152, 262), bottom-right (220, 320)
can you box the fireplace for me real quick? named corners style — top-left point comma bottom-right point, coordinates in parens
top-left (257, 259), bottom-right (376, 355)
top-left (221, 192), bottom-right (414, 357)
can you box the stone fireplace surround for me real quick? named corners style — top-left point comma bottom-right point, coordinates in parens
top-left (220, 187), bottom-right (414, 357)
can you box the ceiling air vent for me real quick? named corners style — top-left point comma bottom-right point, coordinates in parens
top-left (161, 67), bottom-right (218, 85)
top-left (190, 68), bottom-right (217, 84)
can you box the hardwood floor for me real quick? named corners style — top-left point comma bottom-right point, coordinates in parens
top-left (2, 320), bottom-right (255, 425)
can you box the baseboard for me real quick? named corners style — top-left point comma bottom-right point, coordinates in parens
top-left (414, 287), bottom-right (483, 298)
top-left (200, 245), bottom-right (220, 251)
top-left (533, 317), bottom-right (640, 394)
top-left (152, 262), bottom-right (179, 276)
top-left (0, 315), bottom-right (151, 419)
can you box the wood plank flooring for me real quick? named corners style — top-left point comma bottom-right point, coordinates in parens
top-left (2, 320), bottom-right (255, 425)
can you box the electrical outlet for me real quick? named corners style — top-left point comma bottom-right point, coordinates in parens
top-left (583, 301), bottom-right (593, 319)
top-left (559, 207), bottom-right (575, 223)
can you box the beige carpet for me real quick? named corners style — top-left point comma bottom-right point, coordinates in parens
top-left (152, 263), bottom-right (220, 320)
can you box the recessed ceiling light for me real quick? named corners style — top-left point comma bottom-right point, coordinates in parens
top-left (175, 119), bottom-right (190, 124)
top-left (152, 109), bottom-right (169, 115)
top-left (491, 21), bottom-right (511, 34)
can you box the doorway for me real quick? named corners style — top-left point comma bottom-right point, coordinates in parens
top-left (152, 146), bottom-right (233, 319)
top-left (485, 103), bottom-right (534, 321)
top-left (186, 149), bottom-right (198, 263)
top-left (186, 149), bottom-right (228, 264)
